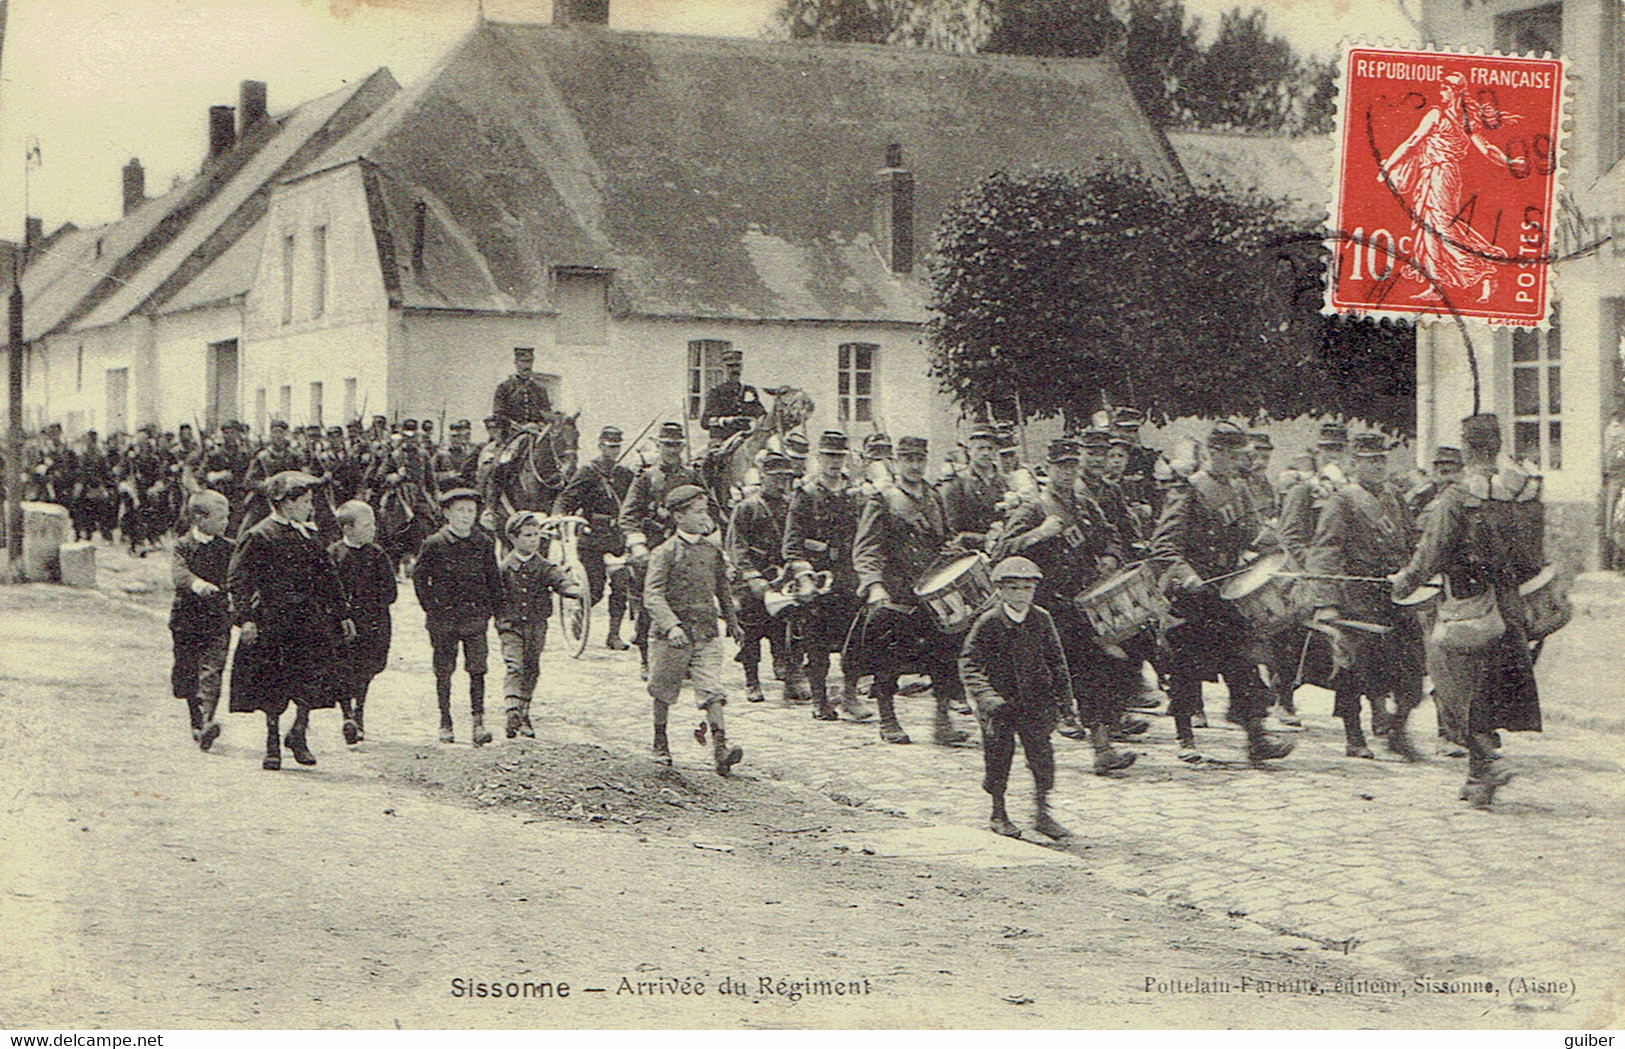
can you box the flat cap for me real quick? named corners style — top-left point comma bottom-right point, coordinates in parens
top-left (452, 419), bottom-right (472, 431)
top-left (401, 419), bottom-right (419, 433)
top-left (265, 471), bottom-right (322, 504)
top-left (967, 425), bottom-right (998, 443)
top-left (437, 487), bottom-right (481, 506)
top-left (505, 510), bottom-right (543, 537)
top-left (991, 555), bottom-right (1044, 582)
top-left (722, 348), bottom-right (744, 364)
top-left (513, 346), bottom-right (535, 359)
top-left (664, 483), bottom-right (708, 511)
top-left (1112, 407), bottom-right (1145, 428)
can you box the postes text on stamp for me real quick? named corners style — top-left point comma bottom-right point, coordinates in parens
top-left (1328, 45), bottom-right (1565, 327)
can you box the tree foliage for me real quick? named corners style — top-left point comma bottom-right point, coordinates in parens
top-left (927, 168), bottom-right (1415, 432)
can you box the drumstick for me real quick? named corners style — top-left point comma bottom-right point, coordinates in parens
top-left (1276, 571), bottom-right (1392, 585)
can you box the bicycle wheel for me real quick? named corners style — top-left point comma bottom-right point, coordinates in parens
top-left (557, 562), bottom-right (592, 658)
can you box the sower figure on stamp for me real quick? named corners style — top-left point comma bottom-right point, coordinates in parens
top-left (851, 435), bottom-right (972, 747)
top-left (328, 500), bottom-right (396, 745)
top-left (496, 511), bottom-right (582, 740)
top-left (998, 438), bottom-right (1136, 775)
top-left (959, 556), bottom-right (1076, 841)
top-left (170, 490), bottom-right (234, 752)
top-left (228, 472), bottom-right (356, 771)
top-left (783, 431), bottom-right (875, 724)
top-left (1305, 433), bottom-right (1424, 761)
top-left (726, 450), bottom-right (798, 705)
top-left (643, 484), bottom-right (744, 776)
top-left (1149, 422), bottom-right (1295, 766)
top-left (553, 425), bottom-right (636, 650)
top-left (414, 488), bottom-right (504, 746)
top-left (1389, 414), bottom-right (1544, 810)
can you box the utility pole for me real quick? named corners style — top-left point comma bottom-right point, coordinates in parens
top-left (0, 0), bottom-right (22, 571)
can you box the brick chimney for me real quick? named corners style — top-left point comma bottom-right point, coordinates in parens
top-left (24, 217), bottom-right (42, 260)
top-left (873, 143), bottom-right (914, 275)
top-left (122, 158), bottom-right (145, 215)
top-left (239, 80), bottom-right (268, 135)
top-left (208, 105), bottom-right (237, 160)
top-left (553, 0), bottom-right (610, 25)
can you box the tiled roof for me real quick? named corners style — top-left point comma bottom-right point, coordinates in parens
top-left (1166, 131), bottom-right (1331, 223)
top-left (311, 20), bottom-right (1181, 322)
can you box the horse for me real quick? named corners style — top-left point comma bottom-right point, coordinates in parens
top-left (701, 386), bottom-right (814, 514)
top-left (490, 410), bottom-right (581, 533)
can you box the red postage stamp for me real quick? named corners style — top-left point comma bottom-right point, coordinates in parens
top-left (1328, 45), bottom-right (1566, 327)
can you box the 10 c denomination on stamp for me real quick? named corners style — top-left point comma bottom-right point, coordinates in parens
top-left (1328, 44), bottom-right (1566, 327)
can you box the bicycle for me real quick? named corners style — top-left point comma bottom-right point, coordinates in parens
top-left (538, 514), bottom-right (591, 658)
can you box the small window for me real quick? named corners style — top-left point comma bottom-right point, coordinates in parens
top-left (281, 233), bottom-right (295, 325)
top-left (255, 388), bottom-right (268, 436)
top-left (555, 269), bottom-right (609, 345)
top-left (309, 381), bottom-right (324, 428)
top-left (837, 342), bottom-right (877, 424)
top-left (1510, 308), bottom-right (1561, 470)
top-left (343, 378), bottom-right (358, 423)
top-left (687, 339), bottom-right (731, 420)
top-left (312, 225), bottom-right (328, 318)
top-left (278, 385), bottom-right (292, 424)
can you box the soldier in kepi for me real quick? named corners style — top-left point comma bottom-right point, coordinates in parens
top-left (489, 347), bottom-right (555, 506)
top-left (699, 348), bottom-right (766, 447)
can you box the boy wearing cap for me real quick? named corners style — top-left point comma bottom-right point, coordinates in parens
top-left (228, 472), bottom-right (356, 770)
top-left (726, 450), bottom-right (799, 703)
top-left (619, 423), bottom-right (707, 671)
top-left (959, 556), bottom-right (1076, 839)
top-left (414, 488), bottom-right (504, 745)
top-left (170, 490), bottom-right (234, 751)
top-left (329, 500), bottom-right (396, 744)
top-left (555, 425), bottom-right (636, 649)
top-left (643, 484), bottom-right (744, 774)
top-left (496, 511), bottom-right (582, 738)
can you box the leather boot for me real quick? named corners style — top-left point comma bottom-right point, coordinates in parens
top-left (1385, 703), bottom-right (1419, 761)
top-left (876, 694), bottom-right (910, 744)
top-left (653, 723), bottom-right (671, 765)
top-left (285, 721), bottom-right (317, 766)
top-left (197, 697), bottom-right (220, 752)
top-left (1246, 719), bottom-right (1294, 764)
top-left (506, 708), bottom-right (523, 739)
top-left (744, 669), bottom-right (766, 704)
top-left (1032, 790), bottom-right (1070, 840)
top-left (1343, 717), bottom-right (1373, 759)
top-left (712, 729), bottom-right (744, 776)
top-left (988, 795), bottom-right (1021, 838)
top-left (263, 718), bottom-right (281, 771)
top-left (933, 696), bottom-right (969, 746)
top-left (471, 715), bottom-right (492, 748)
top-left (518, 701), bottom-right (535, 739)
top-left (353, 698), bottom-right (366, 742)
top-left (810, 673), bottom-right (838, 721)
top-left (1091, 723), bottom-right (1137, 774)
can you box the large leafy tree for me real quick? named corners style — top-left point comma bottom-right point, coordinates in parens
top-left (928, 168), bottom-right (1415, 431)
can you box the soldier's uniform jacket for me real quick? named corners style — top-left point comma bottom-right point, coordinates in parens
top-left (432, 444), bottom-right (477, 491)
top-left (852, 479), bottom-right (949, 603)
top-left (76, 442), bottom-right (115, 496)
top-left (782, 474), bottom-right (862, 592)
top-left (1081, 472), bottom-right (1143, 553)
top-left (938, 464), bottom-right (1009, 544)
top-left (492, 373), bottom-right (553, 429)
top-left (203, 444), bottom-right (251, 500)
top-left (555, 454), bottom-right (635, 554)
top-left (1120, 444), bottom-right (1162, 519)
top-left (1000, 482), bottom-right (1121, 610)
top-left (1149, 471), bottom-right (1259, 591)
top-left (700, 379), bottom-right (765, 439)
top-left (1304, 479), bottom-right (1417, 618)
top-left (619, 460), bottom-right (706, 549)
top-left (244, 444), bottom-right (301, 496)
top-left (1278, 466), bottom-right (1346, 567)
top-left (725, 486), bottom-right (789, 587)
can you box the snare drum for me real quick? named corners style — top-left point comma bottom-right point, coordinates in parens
top-left (1519, 564), bottom-right (1572, 640)
top-left (1219, 552), bottom-right (1295, 636)
top-left (1077, 563), bottom-right (1169, 645)
top-left (913, 553), bottom-right (995, 633)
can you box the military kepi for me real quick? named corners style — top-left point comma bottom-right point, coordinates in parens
top-left (1208, 421), bottom-right (1250, 449)
top-left (657, 421), bottom-right (686, 444)
top-left (896, 435), bottom-right (929, 457)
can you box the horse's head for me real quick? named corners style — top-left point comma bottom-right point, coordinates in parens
top-left (764, 387), bottom-right (814, 431)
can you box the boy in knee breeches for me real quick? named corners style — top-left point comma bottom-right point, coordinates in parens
top-left (170, 490), bottom-right (234, 751)
top-left (497, 511), bottom-right (581, 739)
top-left (414, 488), bottom-right (503, 746)
top-left (958, 556), bottom-right (1076, 840)
top-left (643, 484), bottom-right (744, 775)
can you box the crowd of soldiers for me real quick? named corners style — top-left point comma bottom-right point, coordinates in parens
top-left (15, 351), bottom-right (1548, 826)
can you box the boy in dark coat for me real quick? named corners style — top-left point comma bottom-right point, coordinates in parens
top-left (414, 488), bottom-right (503, 746)
top-left (329, 500), bottom-right (397, 744)
top-left (170, 490), bottom-right (234, 751)
top-left (228, 472), bottom-right (355, 770)
top-left (497, 511), bottom-right (582, 738)
top-left (958, 555), bottom-right (1076, 840)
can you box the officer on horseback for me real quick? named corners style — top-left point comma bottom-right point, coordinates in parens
top-left (493, 347), bottom-right (553, 434)
top-left (700, 348), bottom-right (765, 447)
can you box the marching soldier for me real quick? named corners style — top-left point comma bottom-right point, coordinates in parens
top-left (726, 450), bottom-right (798, 703)
top-left (1305, 432), bottom-right (1423, 760)
top-left (699, 348), bottom-right (765, 446)
top-left (1279, 421), bottom-right (1351, 567)
top-left (1407, 445), bottom-right (1465, 514)
top-left (554, 426), bottom-right (637, 650)
top-left (782, 432), bottom-right (810, 480)
top-left (939, 425), bottom-right (1009, 551)
top-left (1112, 407), bottom-right (1162, 521)
top-left (1083, 430), bottom-right (1163, 721)
top-left (851, 435), bottom-right (971, 746)
top-left (1149, 421), bottom-right (1295, 766)
top-left (239, 420), bottom-right (301, 538)
top-left (783, 431), bottom-right (874, 723)
top-left (998, 438), bottom-right (1136, 774)
top-left (432, 420), bottom-right (477, 493)
top-left (1242, 431), bottom-right (1281, 525)
top-left (620, 422), bottom-right (709, 671)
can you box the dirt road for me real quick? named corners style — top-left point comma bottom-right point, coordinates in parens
top-left (0, 585), bottom-right (1598, 1028)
